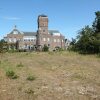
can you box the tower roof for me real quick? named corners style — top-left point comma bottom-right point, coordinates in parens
top-left (38, 14), bottom-right (48, 17)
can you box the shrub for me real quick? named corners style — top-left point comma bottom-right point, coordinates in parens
top-left (6, 70), bottom-right (18, 79)
top-left (16, 62), bottom-right (24, 67)
top-left (55, 46), bottom-right (63, 51)
top-left (42, 45), bottom-right (49, 52)
top-left (25, 88), bottom-right (34, 94)
top-left (27, 75), bottom-right (36, 81)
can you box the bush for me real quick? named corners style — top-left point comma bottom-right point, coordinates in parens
top-left (16, 62), bottom-right (24, 67)
top-left (27, 75), bottom-right (36, 81)
top-left (42, 45), bottom-right (49, 52)
top-left (25, 88), bottom-right (34, 94)
top-left (6, 70), bottom-right (18, 79)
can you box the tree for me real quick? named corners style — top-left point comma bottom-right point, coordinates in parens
top-left (92, 11), bottom-right (100, 33)
top-left (0, 39), bottom-right (8, 53)
top-left (76, 26), bottom-right (95, 54)
top-left (70, 11), bottom-right (100, 54)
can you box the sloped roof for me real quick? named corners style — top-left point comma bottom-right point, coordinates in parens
top-left (49, 30), bottom-right (60, 35)
top-left (9, 29), bottom-right (22, 34)
top-left (8, 28), bottom-right (37, 36)
top-left (23, 32), bottom-right (37, 36)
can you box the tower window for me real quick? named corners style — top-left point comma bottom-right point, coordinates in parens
top-left (43, 30), bottom-right (45, 32)
top-left (43, 38), bottom-right (46, 41)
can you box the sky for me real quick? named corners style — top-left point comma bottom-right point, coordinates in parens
top-left (0, 0), bottom-right (100, 40)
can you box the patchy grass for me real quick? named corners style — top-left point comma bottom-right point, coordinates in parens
top-left (16, 62), bottom-right (24, 67)
top-left (0, 51), bottom-right (100, 100)
top-left (27, 75), bottom-right (36, 81)
top-left (6, 69), bottom-right (19, 79)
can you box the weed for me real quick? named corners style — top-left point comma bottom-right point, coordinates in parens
top-left (27, 75), bottom-right (36, 81)
top-left (48, 51), bottom-right (54, 55)
top-left (71, 73), bottom-right (86, 81)
top-left (25, 88), bottom-right (34, 94)
top-left (16, 62), bottom-right (24, 67)
top-left (97, 53), bottom-right (100, 58)
top-left (6, 70), bottom-right (18, 79)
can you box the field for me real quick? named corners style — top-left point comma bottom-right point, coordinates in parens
top-left (0, 51), bottom-right (100, 100)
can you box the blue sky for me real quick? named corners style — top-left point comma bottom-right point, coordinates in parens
top-left (0, 0), bottom-right (100, 40)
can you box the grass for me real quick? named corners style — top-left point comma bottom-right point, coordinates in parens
top-left (27, 75), bottom-right (36, 81)
top-left (0, 51), bottom-right (100, 100)
top-left (6, 69), bottom-right (18, 79)
top-left (16, 62), bottom-right (24, 67)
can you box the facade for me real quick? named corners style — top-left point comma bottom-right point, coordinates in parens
top-left (4, 15), bottom-right (65, 51)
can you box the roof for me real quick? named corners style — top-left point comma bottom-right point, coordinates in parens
top-left (8, 27), bottom-right (37, 36)
top-left (23, 32), bottom-right (37, 36)
top-left (38, 14), bottom-right (48, 17)
top-left (9, 29), bottom-right (22, 34)
top-left (49, 30), bottom-right (60, 35)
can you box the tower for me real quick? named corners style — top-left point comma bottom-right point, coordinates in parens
top-left (38, 15), bottom-right (48, 34)
top-left (36, 15), bottom-right (48, 50)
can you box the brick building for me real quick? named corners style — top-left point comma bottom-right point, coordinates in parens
top-left (4, 15), bottom-right (65, 51)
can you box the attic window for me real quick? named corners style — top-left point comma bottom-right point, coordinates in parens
top-left (13, 31), bottom-right (18, 34)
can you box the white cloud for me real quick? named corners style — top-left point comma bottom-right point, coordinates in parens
top-left (3, 17), bottom-right (21, 20)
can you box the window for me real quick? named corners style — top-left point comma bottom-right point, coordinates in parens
top-left (9, 38), bottom-right (12, 42)
top-left (54, 39), bottom-right (56, 42)
top-left (13, 31), bottom-right (18, 34)
top-left (57, 39), bottom-right (60, 42)
top-left (43, 30), bottom-right (45, 32)
top-left (48, 44), bottom-right (50, 47)
top-left (31, 39), bottom-right (33, 41)
top-left (47, 38), bottom-right (50, 41)
top-left (13, 38), bottom-right (16, 42)
top-left (43, 38), bottom-right (46, 41)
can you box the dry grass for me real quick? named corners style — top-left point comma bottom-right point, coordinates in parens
top-left (0, 51), bottom-right (100, 100)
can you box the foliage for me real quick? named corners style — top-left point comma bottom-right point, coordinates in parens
top-left (70, 11), bottom-right (100, 54)
top-left (55, 46), bottom-right (64, 51)
top-left (0, 39), bottom-right (8, 53)
top-left (6, 70), bottom-right (18, 79)
top-left (16, 62), bottom-right (24, 67)
top-left (27, 75), bottom-right (36, 81)
top-left (92, 11), bottom-right (100, 33)
top-left (42, 44), bottom-right (49, 52)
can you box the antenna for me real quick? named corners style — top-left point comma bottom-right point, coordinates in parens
top-left (14, 25), bottom-right (17, 29)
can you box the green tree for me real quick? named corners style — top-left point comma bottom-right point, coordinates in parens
top-left (92, 11), bottom-right (100, 33)
top-left (76, 26), bottom-right (95, 54)
top-left (0, 39), bottom-right (8, 53)
top-left (70, 11), bottom-right (100, 54)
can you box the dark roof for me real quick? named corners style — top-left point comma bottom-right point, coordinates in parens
top-left (38, 14), bottom-right (48, 17)
top-left (49, 30), bottom-right (60, 35)
top-left (23, 32), bottom-right (37, 36)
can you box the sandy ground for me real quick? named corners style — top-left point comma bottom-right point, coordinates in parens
top-left (0, 51), bottom-right (100, 100)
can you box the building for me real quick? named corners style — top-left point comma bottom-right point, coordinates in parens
top-left (4, 15), bottom-right (65, 51)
